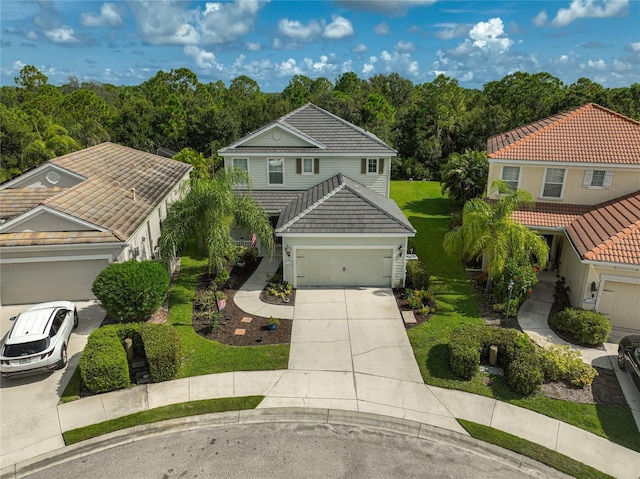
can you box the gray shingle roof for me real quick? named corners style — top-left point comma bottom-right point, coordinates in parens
top-left (236, 189), bottom-right (304, 213)
top-left (219, 103), bottom-right (396, 155)
top-left (275, 174), bottom-right (415, 235)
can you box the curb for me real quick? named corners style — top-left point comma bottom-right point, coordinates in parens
top-left (1, 408), bottom-right (572, 479)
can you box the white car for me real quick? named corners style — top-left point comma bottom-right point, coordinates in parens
top-left (1, 301), bottom-right (78, 378)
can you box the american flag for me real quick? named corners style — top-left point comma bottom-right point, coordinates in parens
top-left (251, 233), bottom-right (257, 248)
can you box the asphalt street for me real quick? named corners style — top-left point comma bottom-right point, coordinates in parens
top-left (22, 422), bottom-right (571, 479)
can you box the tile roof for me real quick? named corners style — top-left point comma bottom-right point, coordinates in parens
top-left (275, 174), bottom-right (415, 235)
top-left (566, 190), bottom-right (640, 265)
top-left (0, 231), bottom-right (120, 247)
top-left (487, 103), bottom-right (640, 164)
top-left (0, 143), bottom-right (192, 247)
top-left (0, 187), bottom-right (66, 221)
top-left (510, 202), bottom-right (591, 229)
top-left (236, 190), bottom-right (304, 213)
top-left (220, 103), bottom-right (396, 155)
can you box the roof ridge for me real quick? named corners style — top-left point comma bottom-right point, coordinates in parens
top-left (583, 219), bottom-right (640, 260)
top-left (277, 174), bottom-right (345, 231)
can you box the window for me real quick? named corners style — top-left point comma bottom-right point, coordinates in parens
top-left (583, 169), bottom-right (613, 189)
top-left (268, 158), bottom-right (284, 185)
top-left (303, 158), bottom-right (313, 174)
top-left (542, 168), bottom-right (565, 198)
top-left (501, 166), bottom-right (520, 191)
top-left (368, 158), bottom-right (378, 173)
top-left (233, 158), bottom-right (248, 171)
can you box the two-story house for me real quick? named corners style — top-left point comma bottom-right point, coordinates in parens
top-left (0, 143), bottom-right (192, 305)
top-left (486, 103), bottom-right (640, 335)
top-left (218, 103), bottom-right (416, 288)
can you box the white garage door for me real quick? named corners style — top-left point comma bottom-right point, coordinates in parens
top-left (296, 249), bottom-right (392, 287)
top-left (1, 259), bottom-right (109, 305)
top-left (598, 281), bottom-right (640, 331)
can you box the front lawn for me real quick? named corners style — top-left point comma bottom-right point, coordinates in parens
top-left (170, 250), bottom-right (289, 378)
top-left (390, 180), bottom-right (639, 452)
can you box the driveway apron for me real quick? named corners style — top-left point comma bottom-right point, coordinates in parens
top-left (260, 287), bottom-right (464, 433)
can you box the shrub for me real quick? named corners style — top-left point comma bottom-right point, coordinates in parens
top-left (406, 261), bottom-right (431, 290)
top-left (140, 323), bottom-right (180, 383)
top-left (448, 324), bottom-right (482, 380)
top-left (493, 257), bottom-right (538, 305)
top-left (551, 308), bottom-right (611, 345)
top-left (92, 260), bottom-right (169, 323)
top-left (506, 352), bottom-right (544, 396)
top-left (80, 326), bottom-right (129, 393)
top-left (538, 344), bottom-right (598, 387)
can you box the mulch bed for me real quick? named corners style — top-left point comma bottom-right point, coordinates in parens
top-left (393, 288), bottom-right (432, 329)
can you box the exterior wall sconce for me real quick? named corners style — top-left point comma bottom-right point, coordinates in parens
top-left (398, 245), bottom-right (404, 258)
top-left (285, 244), bottom-right (292, 257)
top-left (590, 281), bottom-right (597, 293)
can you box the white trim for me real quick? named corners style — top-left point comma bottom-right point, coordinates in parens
top-left (0, 242), bottom-right (124, 254)
top-left (0, 254), bottom-right (113, 264)
top-left (0, 163), bottom-right (86, 191)
top-left (266, 158), bottom-right (285, 186)
top-left (539, 167), bottom-right (566, 200)
top-left (302, 158), bottom-right (314, 175)
top-left (219, 122), bottom-right (327, 151)
top-left (595, 274), bottom-right (640, 312)
top-left (232, 158), bottom-right (250, 174)
top-left (0, 206), bottom-right (109, 233)
top-left (489, 158), bottom-right (639, 169)
top-left (279, 233), bottom-right (412, 238)
top-left (220, 152), bottom-right (397, 159)
top-left (366, 158), bottom-right (379, 174)
top-left (500, 165), bottom-right (521, 191)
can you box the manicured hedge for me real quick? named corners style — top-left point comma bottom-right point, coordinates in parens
top-left (506, 352), bottom-right (544, 396)
top-left (550, 308), bottom-right (611, 345)
top-left (80, 323), bottom-right (181, 393)
top-left (406, 261), bottom-right (431, 290)
top-left (79, 326), bottom-right (129, 393)
top-left (91, 260), bottom-right (170, 323)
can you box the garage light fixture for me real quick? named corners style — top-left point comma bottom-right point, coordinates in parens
top-left (398, 245), bottom-right (404, 258)
top-left (590, 281), bottom-right (597, 293)
top-left (285, 244), bottom-right (292, 257)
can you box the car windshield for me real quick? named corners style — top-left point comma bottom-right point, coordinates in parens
top-left (3, 339), bottom-right (50, 357)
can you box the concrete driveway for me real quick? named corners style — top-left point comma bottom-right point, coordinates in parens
top-left (0, 301), bottom-right (105, 468)
top-left (260, 288), bottom-right (463, 433)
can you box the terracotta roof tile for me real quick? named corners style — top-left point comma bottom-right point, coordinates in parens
top-left (510, 202), bottom-right (591, 228)
top-left (487, 104), bottom-right (640, 164)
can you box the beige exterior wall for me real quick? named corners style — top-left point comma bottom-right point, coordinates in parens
top-left (279, 235), bottom-right (408, 288)
top-left (487, 162), bottom-right (640, 205)
top-left (224, 156), bottom-right (391, 196)
top-left (558, 238), bottom-right (590, 307)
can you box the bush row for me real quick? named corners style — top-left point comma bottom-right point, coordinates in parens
top-left (80, 323), bottom-right (181, 393)
top-left (550, 308), bottom-right (611, 345)
top-left (448, 324), bottom-right (597, 396)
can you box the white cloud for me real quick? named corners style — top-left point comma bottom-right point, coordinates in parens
top-left (26, 31), bottom-right (38, 41)
top-left (434, 23), bottom-right (468, 40)
top-left (334, 0), bottom-right (436, 16)
top-left (81, 3), bottom-right (123, 28)
top-left (128, 1), bottom-right (199, 45)
top-left (376, 49), bottom-right (419, 77)
top-left (302, 54), bottom-right (339, 73)
top-left (612, 59), bottom-right (632, 71)
top-left (532, 10), bottom-right (548, 27)
top-left (374, 22), bottom-right (390, 35)
top-left (351, 43), bottom-right (368, 53)
top-left (246, 42), bottom-right (261, 51)
top-left (396, 40), bottom-right (416, 53)
top-left (362, 55), bottom-right (378, 75)
top-left (342, 60), bottom-right (353, 72)
top-left (469, 18), bottom-right (513, 52)
top-left (44, 26), bottom-right (80, 44)
top-left (582, 58), bottom-right (607, 70)
top-left (199, 0), bottom-right (266, 44)
top-left (278, 18), bottom-right (323, 41)
top-left (184, 45), bottom-right (220, 69)
top-left (627, 42), bottom-right (640, 53)
top-left (322, 15), bottom-right (353, 39)
top-left (551, 0), bottom-right (628, 27)
top-left (276, 58), bottom-right (302, 76)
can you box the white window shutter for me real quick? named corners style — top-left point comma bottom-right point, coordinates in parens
top-left (603, 170), bottom-right (614, 189)
top-left (583, 169), bottom-right (593, 187)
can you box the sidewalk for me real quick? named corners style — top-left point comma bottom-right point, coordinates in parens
top-left (517, 270), bottom-right (640, 430)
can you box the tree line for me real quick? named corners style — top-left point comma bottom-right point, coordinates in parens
top-left (2, 65), bottom-right (639, 182)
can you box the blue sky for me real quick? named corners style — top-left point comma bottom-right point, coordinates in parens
top-left (1, 0), bottom-right (638, 91)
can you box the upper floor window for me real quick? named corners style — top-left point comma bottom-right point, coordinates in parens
top-left (542, 168), bottom-right (565, 198)
top-left (501, 166), bottom-right (520, 191)
top-left (233, 158), bottom-right (248, 171)
top-left (583, 169), bottom-right (613, 189)
top-left (368, 158), bottom-right (378, 173)
top-left (303, 158), bottom-right (313, 174)
top-left (268, 158), bottom-right (284, 185)
top-left (361, 158), bottom-right (385, 175)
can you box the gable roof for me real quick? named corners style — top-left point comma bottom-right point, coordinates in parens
top-left (275, 174), bottom-right (415, 235)
top-left (0, 142), bottom-right (192, 247)
top-left (219, 103), bottom-right (396, 155)
top-left (487, 103), bottom-right (640, 164)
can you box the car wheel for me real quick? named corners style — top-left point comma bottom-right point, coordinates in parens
top-left (73, 311), bottom-right (79, 329)
top-left (57, 345), bottom-right (68, 370)
top-left (617, 348), bottom-right (626, 370)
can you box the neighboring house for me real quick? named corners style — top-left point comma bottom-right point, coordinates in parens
top-left (486, 103), bottom-right (640, 334)
top-left (218, 102), bottom-right (416, 288)
top-left (0, 142), bottom-right (192, 305)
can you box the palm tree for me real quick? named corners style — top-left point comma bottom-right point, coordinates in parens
top-left (443, 180), bottom-right (549, 291)
top-left (439, 149), bottom-right (489, 204)
top-left (158, 167), bottom-right (274, 276)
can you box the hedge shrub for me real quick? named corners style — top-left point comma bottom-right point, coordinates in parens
top-left (91, 260), bottom-right (169, 323)
top-left (79, 323), bottom-right (181, 393)
top-left (538, 344), bottom-right (598, 387)
top-left (79, 326), bottom-right (129, 393)
top-left (406, 261), bottom-right (431, 290)
top-left (550, 308), bottom-right (611, 345)
top-left (506, 352), bottom-right (544, 396)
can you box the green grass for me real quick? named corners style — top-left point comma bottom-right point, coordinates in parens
top-left (170, 251), bottom-right (289, 378)
top-left (60, 366), bottom-right (82, 402)
top-left (458, 419), bottom-right (614, 479)
top-left (390, 180), bottom-right (640, 452)
top-left (63, 396), bottom-right (263, 445)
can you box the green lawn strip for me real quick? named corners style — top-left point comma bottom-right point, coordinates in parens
top-left (391, 180), bottom-right (640, 452)
top-left (169, 251), bottom-right (289, 378)
top-left (458, 419), bottom-right (615, 479)
top-left (63, 396), bottom-right (263, 446)
top-left (60, 366), bottom-right (82, 403)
